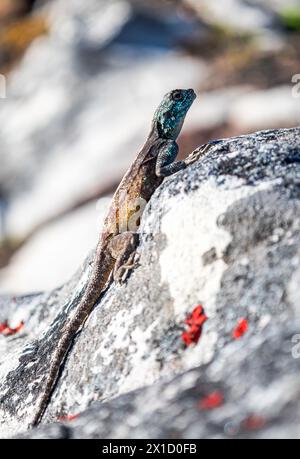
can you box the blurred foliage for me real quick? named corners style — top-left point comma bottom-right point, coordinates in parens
top-left (0, 0), bottom-right (36, 23)
top-left (279, 6), bottom-right (300, 31)
top-left (0, 15), bottom-right (48, 52)
top-left (186, 24), bottom-right (254, 59)
top-left (0, 15), bottom-right (48, 73)
top-left (183, 15), bottom-right (300, 92)
top-left (200, 35), bottom-right (300, 92)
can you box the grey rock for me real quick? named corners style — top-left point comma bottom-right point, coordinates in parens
top-left (0, 127), bottom-right (300, 438)
top-left (17, 319), bottom-right (300, 439)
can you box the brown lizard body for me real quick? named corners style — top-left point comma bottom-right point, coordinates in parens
top-left (31, 88), bottom-right (208, 427)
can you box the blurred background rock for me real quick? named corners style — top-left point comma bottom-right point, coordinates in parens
top-left (0, 0), bottom-right (299, 294)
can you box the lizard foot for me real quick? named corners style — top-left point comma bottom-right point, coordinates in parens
top-left (109, 231), bottom-right (139, 284)
top-left (185, 140), bottom-right (222, 166)
top-left (114, 252), bottom-right (140, 284)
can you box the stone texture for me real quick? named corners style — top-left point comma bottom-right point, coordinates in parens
top-left (0, 127), bottom-right (300, 438)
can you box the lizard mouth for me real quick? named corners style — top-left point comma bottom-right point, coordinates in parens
top-left (187, 88), bottom-right (196, 100)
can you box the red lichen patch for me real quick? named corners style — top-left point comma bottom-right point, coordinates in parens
top-left (198, 391), bottom-right (224, 410)
top-left (58, 414), bottom-right (79, 422)
top-left (182, 305), bottom-right (208, 346)
top-left (0, 321), bottom-right (8, 333)
top-left (242, 414), bottom-right (266, 431)
top-left (185, 305), bottom-right (207, 327)
top-left (0, 320), bottom-right (24, 336)
top-left (232, 318), bottom-right (248, 340)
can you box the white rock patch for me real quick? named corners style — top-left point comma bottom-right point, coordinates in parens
top-left (159, 178), bottom-right (272, 367)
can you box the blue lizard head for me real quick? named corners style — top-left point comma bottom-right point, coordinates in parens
top-left (153, 88), bottom-right (196, 140)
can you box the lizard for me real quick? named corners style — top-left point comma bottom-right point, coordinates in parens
top-left (31, 88), bottom-right (212, 427)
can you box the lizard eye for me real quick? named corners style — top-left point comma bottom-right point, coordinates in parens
top-left (172, 91), bottom-right (183, 101)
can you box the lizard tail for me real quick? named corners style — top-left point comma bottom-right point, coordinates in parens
top-left (31, 328), bottom-right (74, 427)
top-left (30, 246), bottom-right (114, 427)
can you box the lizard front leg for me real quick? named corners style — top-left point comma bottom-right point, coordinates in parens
top-left (155, 140), bottom-right (187, 177)
top-left (109, 232), bottom-right (139, 283)
top-left (185, 140), bottom-right (223, 165)
top-left (156, 139), bottom-right (222, 177)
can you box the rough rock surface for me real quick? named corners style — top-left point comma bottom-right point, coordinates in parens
top-left (1, 127), bottom-right (300, 438)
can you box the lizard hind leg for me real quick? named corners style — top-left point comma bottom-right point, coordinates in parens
top-left (108, 232), bottom-right (140, 284)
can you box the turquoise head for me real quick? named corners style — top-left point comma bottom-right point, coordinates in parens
top-left (153, 88), bottom-right (196, 140)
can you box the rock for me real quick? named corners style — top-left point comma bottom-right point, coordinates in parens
top-left (0, 127), bottom-right (299, 438)
top-left (16, 318), bottom-right (300, 438)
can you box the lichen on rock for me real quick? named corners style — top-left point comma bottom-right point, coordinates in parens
top-left (0, 127), bottom-right (300, 438)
